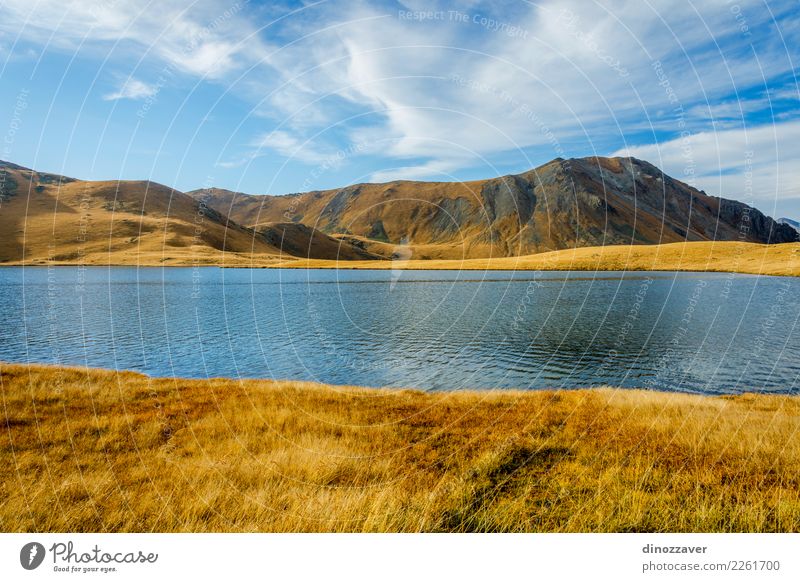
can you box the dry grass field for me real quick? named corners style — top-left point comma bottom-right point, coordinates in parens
top-left (7, 240), bottom-right (800, 277)
top-left (278, 241), bottom-right (800, 277)
top-left (2, 363), bottom-right (799, 532)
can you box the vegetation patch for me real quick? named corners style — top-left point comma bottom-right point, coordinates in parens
top-left (2, 364), bottom-right (799, 532)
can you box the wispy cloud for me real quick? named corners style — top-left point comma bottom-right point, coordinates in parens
top-left (0, 0), bottom-right (798, 204)
top-left (214, 158), bottom-right (249, 169)
top-left (242, 0), bottom-right (799, 182)
top-left (103, 78), bottom-right (157, 101)
top-left (0, 0), bottom-right (269, 79)
top-left (0, 41), bottom-right (37, 61)
top-left (250, 130), bottom-right (333, 165)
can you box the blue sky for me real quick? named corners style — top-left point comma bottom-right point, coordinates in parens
top-left (0, 0), bottom-right (798, 217)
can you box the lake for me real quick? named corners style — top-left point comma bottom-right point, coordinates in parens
top-left (1, 266), bottom-right (798, 393)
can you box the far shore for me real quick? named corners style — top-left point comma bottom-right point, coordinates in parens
top-left (3, 241), bottom-right (800, 277)
top-left (2, 362), bottom-right (800, 533)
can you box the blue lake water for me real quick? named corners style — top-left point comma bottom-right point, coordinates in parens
top-left (0, 266), bottom-right (799, 393)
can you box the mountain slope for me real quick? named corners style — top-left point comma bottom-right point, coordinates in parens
top-left (257, 222), bottom-right (384, 260)
top-left (0, 161), bottom-right (284, 265)
top-left (778, 217), bottom-right (800, 233)
top-left (189, 157), bottom-right (797, 259)
top-left (0, 161), bottom-right (381, 264)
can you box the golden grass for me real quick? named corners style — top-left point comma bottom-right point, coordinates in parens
top-left (2, 363), bottom-right (799, 532)
top-left (277, 241), bottom-right (800, 277)
top-left (7, 241), bottom-right (800, 277)
top-left (15, 249), bottom-right (287, 268)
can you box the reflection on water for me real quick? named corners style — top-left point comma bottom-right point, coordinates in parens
top-left (1, 267), bottom-right (798, 393)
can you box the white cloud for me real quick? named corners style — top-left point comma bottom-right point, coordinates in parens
top-left (369, 158), bottom-right (468, 183)
top-left (250, 130), bottom-right (332, 165)
top-left (214, 158), bottom-right (249, 169)
top-left (0, 0), bottom-right (270, 79)
top-left (771, 88), bottom-right (800, 101)
top-left (0, 41), bottom-right (37, 61)
top-left (243, 0), bottom-right (798, 181)
top-left (2, 0), bottom-right (798, 200)
top-left (613, 119), bottom-right (800, 207)
top-left (103, 78), bottom-right (156, 101)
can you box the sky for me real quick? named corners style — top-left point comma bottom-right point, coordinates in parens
top-left (0, 0), bottom-right (798, 217)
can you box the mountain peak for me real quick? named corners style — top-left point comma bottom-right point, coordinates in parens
top-left (189, 156), bottom-right (797, 257)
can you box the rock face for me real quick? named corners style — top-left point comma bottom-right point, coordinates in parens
top-left (189, 156), bottom-right (798, 259)
top-left (777, 217), bottom-right (800, 233)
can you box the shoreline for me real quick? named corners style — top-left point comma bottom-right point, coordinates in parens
top-left (0, 264), bottom-right (773, 276)
top-left (0, 361), bottom-right (789, 396)
top-left (2, 362), bottom-right (799, 532)
top-left (1, 241), bottom-right (798, 277)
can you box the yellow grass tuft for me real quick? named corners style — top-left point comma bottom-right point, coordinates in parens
top-left (1, 363), bottom-right (799, 532)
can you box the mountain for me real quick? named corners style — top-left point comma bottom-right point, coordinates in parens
top-left (0, 160), bottom-right (278, 264)
top-left (777, 217), bottom-right (800, 233)
top-left (188, 157), bottom-right (797, 260)
top-left (2, 157), bottom-right (795, 265)
top-left (0, 160), bottom-right (392, 264)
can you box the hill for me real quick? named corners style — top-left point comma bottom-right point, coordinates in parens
top-left (0, 161), bottom-right (373, 265)
top-left (188, 156), bottom-right (797, 260)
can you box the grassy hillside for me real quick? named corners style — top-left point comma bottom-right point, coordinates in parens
top-left (0, 162), bottom-right (380, 265)
top-left (0, 162), bottom-right (286, 265)
top-left (278, 241), bottom-right (800, 277)
top-left (2, 363), bottom-right (799, 532)
top-left (3, 238), bottom-right (800, 277)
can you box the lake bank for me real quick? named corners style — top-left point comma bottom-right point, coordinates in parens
top-left (3, 363), bottom-right (799, 532)
top-left (3, 241), bottom-right (800, 277)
